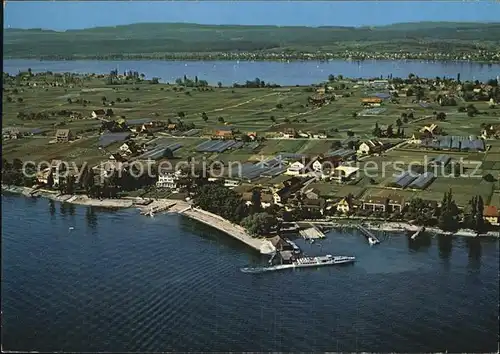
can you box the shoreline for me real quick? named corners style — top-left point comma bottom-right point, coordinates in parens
top-left (5, 57), bottom-right (500, 65)
top-left (3, 185), bottom-right (499, 239)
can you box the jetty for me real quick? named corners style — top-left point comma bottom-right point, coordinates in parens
top-left (411, 226), bottom-right (426, 240)
top-left (354, 224), bottom-right (381, 245)
top-left (140, 203), bottom-right (176, 216)
top-left (299, 225), bottom-right (325, 240)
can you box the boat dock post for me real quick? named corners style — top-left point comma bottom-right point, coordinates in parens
top-left (411, 226), bottom-right (426, 240)
top-left (354, 224), bottom-right (381, 244)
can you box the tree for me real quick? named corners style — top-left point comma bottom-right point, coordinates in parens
top-left (406, 88), bottom-right (414, 97)
top-left (270, 116), bottom-right (276, 123)
top-left (193, 183), bottom-right (247, 223)
top-left (396, 118), bottom-right (403, 127)
top-left (250, 190), bottom-right (262, 214)
top-left (372, 122), bottom-right (382, 137)
top-left (240, 134), bottom-right (251, 143)
top-left (352, 112), bottom-right (358, 118)
top-left (46, 172), bottom-right (54, 188)
top-left (408, 112), bottom-right (414, 119)
top-left (218, 117), bottom-right (225, 124)
top-left (386, 124), bottom-right (393, 138)
top-left (201, 112), bottom-right (208, 122)
top-left (17, 97), bottom-right (23, 103)
top-left (276, 103), bottom-right (283, 109)
top-left (438, 189), bottom-right (460, 231)
top-left (436, 112), bottom-right (447, 121)
top-left (151, 77), bottom-right (160, 84)
top-left (347, 130), bottom-right (355, 137)
top-left (217, 81), bottom-right (222, 88)
top-left (106, 108), bottom-right (114, 117)
top-left (331, 140), bottom-right (342, 149)
top-left (178, 111), bottom-right (185, 119)
top-left (241, 212), bottom-right (277, 236)
top-left (328, 74), bottom-right (335, 82)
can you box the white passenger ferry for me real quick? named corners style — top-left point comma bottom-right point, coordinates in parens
top-left (241, 255), bottom-right (355, 273)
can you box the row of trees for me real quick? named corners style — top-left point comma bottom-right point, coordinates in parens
top-left (2, 159), bottom-right (36, 187)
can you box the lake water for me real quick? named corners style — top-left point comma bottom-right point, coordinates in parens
top-left (2, 194), bottom-right (498, 352)
top-left (4, 59), bottom-right (500, 85)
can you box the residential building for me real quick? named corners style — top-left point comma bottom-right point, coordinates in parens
top-left (419, 123), bottom-right (442, 135)
top-left (272, 177), bottom-right (303, 205)
top-left (223, 179), bottom-right (241, 189)
top-left (357, 139), bottom-right (384, 155)
top-left (91, 109), bottom-right (106, 119)
top-left (214, 128), bottom-right (234, 140)
top-left (302, 198), bottom-right (327, 215)
top-left (483, 205), bottom-right (499, 226)
top-left (361, 97), bottom-right (383, 107)
top-left (330, 165), bottom-right (360, 182)
top-left (156, 169), bottom-right (184, 189)
top-left (241, 191), bottom-right (274, 209)
top-left (362, 195), bottom-right (405, 213)
top-left (55, 129), bottom-right (73, 143)
top-left (336, 197), bottom-right (353, 214)
top-left (283, 128), bottom-right (297, 139)
top-left (409, 132), bottom-right (432, 145)
top-left (119, 142), bottom-right (139, 155)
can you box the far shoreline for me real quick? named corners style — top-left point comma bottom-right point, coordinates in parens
top-left (3, 185), bottom-right (498, 240)
top-left (4, 57), bottom-right (500, 65)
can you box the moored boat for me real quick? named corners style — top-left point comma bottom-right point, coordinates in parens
top-left (241, 255), bottom-right (355, 273)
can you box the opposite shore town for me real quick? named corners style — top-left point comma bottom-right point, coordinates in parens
top-left (3, 70), bottom-right (500, 251)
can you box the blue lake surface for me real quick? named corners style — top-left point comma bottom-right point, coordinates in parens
top-left (1, 194), bottom-right (498, 352)
top-left (4, 59), bottom-right (500, 85)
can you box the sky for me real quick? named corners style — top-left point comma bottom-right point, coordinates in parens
top-left (4, 1), bottom-right (500, 30)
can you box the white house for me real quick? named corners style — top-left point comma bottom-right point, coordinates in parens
top-left (357, 140), bottom-right (384, 155)
top-left (156, 170), bottom-right (184, 189)
top-left (91, 109), bottom-right (106, 119)
top-left (119, 143), bottom-right (136, 155)
top-left (223, 179), bottom-right (241, 189)
top-left (285, 161), bottom-right (306, 176)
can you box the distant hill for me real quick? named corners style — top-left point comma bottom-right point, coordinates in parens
top-left (4, 22), bottom-right (500, 59)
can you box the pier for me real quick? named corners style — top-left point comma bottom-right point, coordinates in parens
top-left (299, 225), bottom-right (325, 240)
top-left (139, 202), bottom-right (176, 216)
top-left (354, 224), bottom-right (381, 245)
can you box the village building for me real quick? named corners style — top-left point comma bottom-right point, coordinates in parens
top-left (483, 205), bottom-right (499, 226)
top-left (330, 165), bottom-right (360, 183)
top-left (118, 142), bottom-right (140, 156)
top-left (241, 191), bottom-right (274, 209)
top-left (336, 197), bottom-right (353, 214)
top-left (55, 129), bottom-right (73, 143)
top-left (213, 127), bottom-right (234, 140)
top-left (156, 169), bottom-right (184, 189)
top-left (419, 123), bottom-right (442, 136)
top-left (409, 131), bottom-right (433, 145)
top-left (361, 97), bottom-right (383, 107)
top-left (272, 177), bottom-right (303, 205)
top-left (362, 195), bottom-right (405, 213)
top-left (357, 139), bottom-right (384, 155)
top-left (91, 109), bottom-right (106, 119)
top-left (302, 198), bottom-right (327, 215)
top-left (283, 128), bottom-right (297, 139)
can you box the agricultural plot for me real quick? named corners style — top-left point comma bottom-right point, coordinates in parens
top-left (257, 140), bottom-right (308, 156)
top-left (423, 176), bottom-right (495, 207)
top-left (361, 187), bottom-right (416, 202)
